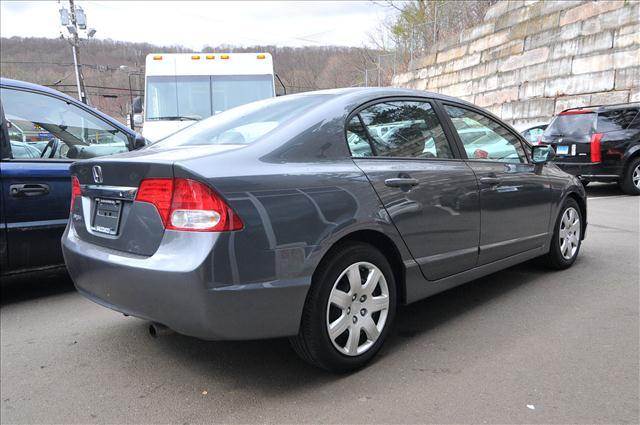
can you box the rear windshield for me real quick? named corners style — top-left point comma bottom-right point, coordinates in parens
top-left (151, 94), bottom-right (329, 148)
top-left (544, 113), bottom-right (595, 137)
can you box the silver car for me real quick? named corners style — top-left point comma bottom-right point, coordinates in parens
top-left (62, 88), bottom-right (587, 372)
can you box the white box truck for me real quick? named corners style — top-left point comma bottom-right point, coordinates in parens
top-left (138, 52), bottom-right (275, 141)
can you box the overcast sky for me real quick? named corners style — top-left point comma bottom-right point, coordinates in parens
top-left (1, 1), bottom-right (392, 49)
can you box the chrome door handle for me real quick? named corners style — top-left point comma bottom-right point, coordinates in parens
top-left (479, 177), bottom-right (500, 186)
top-left (384, 178), bottom-right (419, 188)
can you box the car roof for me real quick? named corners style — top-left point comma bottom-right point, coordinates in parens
top-left (561, 102), bottom-right (640, 113)
top-left (295, 86), bottom-right (477, 107)
top-left (0, 77), bottom-right (135, 136)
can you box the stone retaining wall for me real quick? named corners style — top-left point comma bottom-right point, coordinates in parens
top-left (392, 0), bottom-right (639, 127)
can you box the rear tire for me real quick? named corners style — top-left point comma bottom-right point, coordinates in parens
top-left (540, 198), bottom-right (583, 270)
top-left (290, 242), bottom-right (396, 372)
top-left (619, 157), bottom-right (640, 196)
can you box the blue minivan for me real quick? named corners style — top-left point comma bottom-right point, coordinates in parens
top-left (0, 78), bottom-right (145, 276)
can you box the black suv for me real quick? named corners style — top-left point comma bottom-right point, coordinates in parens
top-left (541, 103), bottom-right (640, 195)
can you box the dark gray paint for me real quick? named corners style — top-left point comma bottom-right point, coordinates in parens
top-left (62, 87), bottom-right (587, 340)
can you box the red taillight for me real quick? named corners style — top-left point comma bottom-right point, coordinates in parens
top-left (70, 176), bottom-right (81, 212)
top-left (590, 132), bottom-right (603, 163)
top-left (136, 179), bottom-right (174, 226)
top-left (135, 178), bottom-right (243, 232)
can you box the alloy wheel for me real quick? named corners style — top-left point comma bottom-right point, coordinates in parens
top-left (559, 207), bottom-right (581, 260)
top-left (633, 163), bottom-right (640, 190)
top-left (326, 262), bottom-right (389, 356)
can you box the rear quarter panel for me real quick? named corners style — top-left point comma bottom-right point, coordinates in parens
top-left (174, 157), bottom-right (414, 288)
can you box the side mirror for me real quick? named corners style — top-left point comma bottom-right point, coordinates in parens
top-left (531, 144), bottom-right (555, 164)
top-left (132, 96), bottom-right (143, 114)
top-left (132, 133), bottom-right (147, 150)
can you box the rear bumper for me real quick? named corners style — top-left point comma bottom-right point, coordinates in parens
top-left (61, 224), bottom-right (310, 340)
top-left (554, 162), bottom-right (621, 182)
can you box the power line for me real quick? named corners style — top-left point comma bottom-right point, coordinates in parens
top-left (1, 60), bottom-right (137, 72)
top-left (45, 83), bottom-right (143, 92)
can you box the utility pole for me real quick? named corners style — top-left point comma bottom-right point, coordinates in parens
top-left (59, 0), bottom-right (96, 104)
top-left (69, 0), bottom-right (87, 103)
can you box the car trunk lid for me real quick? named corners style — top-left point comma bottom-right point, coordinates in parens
top-left (70, 159), bottom-right (174, 256)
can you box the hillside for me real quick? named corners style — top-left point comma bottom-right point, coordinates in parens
top-left (0, 37), bottom-right (381, 123)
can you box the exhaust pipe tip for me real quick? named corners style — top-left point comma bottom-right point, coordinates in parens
top-left (149, 322), bottom-right (173, 338)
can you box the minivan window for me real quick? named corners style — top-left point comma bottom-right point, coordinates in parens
top-left (1, 87), bottom-right (129, 159)
top-left (545, 113), bottom-right (595, 137)
top-left (151, 94), bottom-right (328, 148)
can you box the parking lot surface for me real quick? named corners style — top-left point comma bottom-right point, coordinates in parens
top-left (1, 184), bottom-right (638, 424)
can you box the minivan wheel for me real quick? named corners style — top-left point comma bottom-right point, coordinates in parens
top-left (619, 157), bottom-right (640, 196)
top-left (290, 242), bottom-right (396, 372)
top-left (540, 198), bottom-right (583, 270)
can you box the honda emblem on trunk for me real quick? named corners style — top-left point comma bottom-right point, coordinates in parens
top-left (92, 165), bottom-right (103, 184)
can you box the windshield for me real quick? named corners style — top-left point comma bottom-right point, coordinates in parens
top-left (145, 75), bottom-right (274, 120)
top-left (150, 94), bottom-right (329, 148)
top-left (545, 113), bottom-right (595, 137)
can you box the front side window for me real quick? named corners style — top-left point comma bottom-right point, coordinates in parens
top-left (1, 87), bottom-right (129, 160)
top-left (445, 105), bottom-right (526, 163)
top-left (349, 100), bottom-right (453, 159)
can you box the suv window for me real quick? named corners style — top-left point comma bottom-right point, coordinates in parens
top-left (596, 108), bottom-right (639, 132)
top-left (1, 87), bottom-right (129, 160)
top-left (545, 112), bottom-right (595, 137)
top-left (444, 105), bottom-right (527, 163)
top-left (348, 100), bottom-right (453, 159)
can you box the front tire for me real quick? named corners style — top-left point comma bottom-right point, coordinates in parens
top-left (619, 157), bottom-right (640, 196)
top-left (290, 242), bottom-right (396, 372)
top-left (540, 198), bottom-right (583, 270)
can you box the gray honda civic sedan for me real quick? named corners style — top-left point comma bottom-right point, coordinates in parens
top-left (62, 88), bottom-right (586, 372)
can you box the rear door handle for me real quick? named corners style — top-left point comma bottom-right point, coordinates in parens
top-left (384, 178), bottom-right (419, 188)
top-left (479, 177), bottom-right (500, 186)
top-left (9, 183), bottom-right (50, 197)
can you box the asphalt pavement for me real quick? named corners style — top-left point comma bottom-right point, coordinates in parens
top-left (1, 184), bottom-right (638, 424)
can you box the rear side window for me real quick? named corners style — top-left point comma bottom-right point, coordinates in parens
top-left (347, 100), bottom-right (454, 159)
top-left (346, 116), bottom-right (373, 157)
top-left (596, 109), bottom-right (639, 132)
top-left (545, 113), bottom-right (596, 137)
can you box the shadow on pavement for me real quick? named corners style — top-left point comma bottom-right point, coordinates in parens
top-left (105, 260), bottom-right (550, 392)
top-left (0, 268), bottom-right (75, 306)
top-left (585, 182), bottom-right (625, 198)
